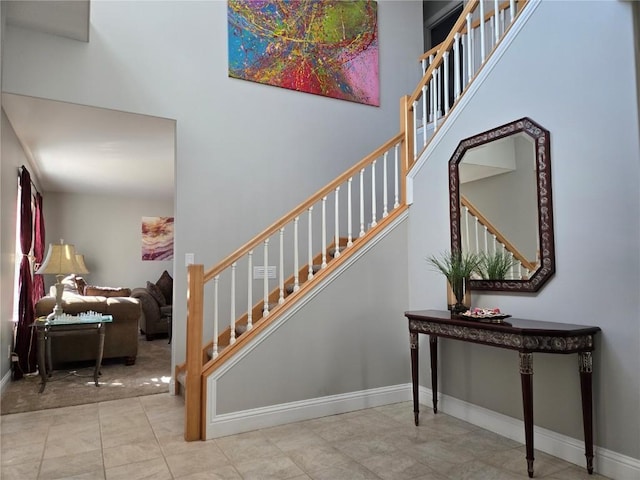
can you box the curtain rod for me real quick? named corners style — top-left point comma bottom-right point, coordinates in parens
top-left (18, 165), bottom-right (41, 195)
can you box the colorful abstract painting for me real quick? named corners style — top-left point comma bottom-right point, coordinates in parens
top-left (142, 217), bottom-right (174, 261)
top-left (228, 0), bottom-right (379, 106)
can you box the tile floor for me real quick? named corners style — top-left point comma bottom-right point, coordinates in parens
top-left (0, 394), bottom-right (610, 480)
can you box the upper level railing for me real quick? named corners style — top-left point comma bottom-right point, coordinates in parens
top-left (184, 0), bottom-right (529, 441)
top-left (404, 0), bottom-right (527, 170)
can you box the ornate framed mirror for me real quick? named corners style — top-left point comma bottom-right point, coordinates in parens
top-left (449, 117), bottom-right (555, 292)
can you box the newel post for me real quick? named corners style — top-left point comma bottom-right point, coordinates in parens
top-left (185, 264), bottom-right (204, 441)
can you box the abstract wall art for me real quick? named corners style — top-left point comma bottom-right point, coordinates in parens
top-left (228, 0), bottom-right (379, 106)
top-left (142, 217), bottom-right (174, 261)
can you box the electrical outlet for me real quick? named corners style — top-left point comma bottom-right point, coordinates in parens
top-left (253, 266), bottom-right (276, 279)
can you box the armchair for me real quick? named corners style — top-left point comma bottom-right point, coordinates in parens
top-left (130, 270), bottom-right (173, 341)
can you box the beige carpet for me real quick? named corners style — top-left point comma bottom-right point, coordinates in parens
top-left (0, 335), bottom-right (171, 415)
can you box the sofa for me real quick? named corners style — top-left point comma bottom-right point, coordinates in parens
top-left (35, 278), bottom-right (142, 366)
top-left (130, 270), bottom-right (173, 340)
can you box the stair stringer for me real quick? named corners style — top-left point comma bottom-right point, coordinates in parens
top-left (203, 209), bottom-right (410, 439)
top-left (405, 0), bottom-right (541, 205)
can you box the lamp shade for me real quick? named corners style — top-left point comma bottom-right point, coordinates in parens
top-left (36, 243), bottom-right (82, 275)
top-left (74, 254), bottom-right (90, 275)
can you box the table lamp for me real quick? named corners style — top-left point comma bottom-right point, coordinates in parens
top-left (74, 254), bottom-right (90, 275)
top-left (36, 241), bottom-right (83, 319)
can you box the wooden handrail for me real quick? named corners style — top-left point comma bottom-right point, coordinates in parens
top-left (460, 0), bottom-right (519, 36)
top-left (461, 195), bottom-right (537, 272)
top-left (203, 132), bottom-right (404, 283)
top-left (409, 0), bottom-right (478, 105)
top-left (418, 43), bottom-right (442, 63)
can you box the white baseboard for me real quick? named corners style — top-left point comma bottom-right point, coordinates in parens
top-left (206, 384), bottom-right (412, 439)
top-left (0, 369), bottom-right (12, 395)
top-left (419, 386), bottom-right (640, 480)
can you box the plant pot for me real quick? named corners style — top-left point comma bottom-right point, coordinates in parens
top-left (447, 277), bottom-right (471, 313)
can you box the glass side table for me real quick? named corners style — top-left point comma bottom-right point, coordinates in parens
top-left (31, 314), bottom-right (113, 393)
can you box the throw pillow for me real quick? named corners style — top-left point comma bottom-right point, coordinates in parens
top-left (60, 274), bottom-right (79, 294)
top-left (156, 270), bottom-right (173, 305)
top-left (146, 281), bottom-right (167, 306)
top-left (84, 286), bottom-right (132, 297)
top-left (75, 276), bottom-right (87, 295)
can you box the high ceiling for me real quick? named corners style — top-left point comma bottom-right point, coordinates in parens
top-left (2, 1), bottom-right (176, 200)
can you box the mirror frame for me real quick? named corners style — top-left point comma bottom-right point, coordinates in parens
top-left (449, 117), bottom-right (555, 292)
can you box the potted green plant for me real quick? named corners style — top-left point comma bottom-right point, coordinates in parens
top-left (426, 250), bottom-right (480, 313)
top-left (476, 252), bottom-right (516, 280)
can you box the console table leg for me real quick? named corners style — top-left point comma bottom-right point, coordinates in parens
top-left (579, 352), bottom-right (595, 474)
top-left (430, 336), bottom-right (438, 414)
top-left (520, 352), bottom-right (535, 478)
top-left (410, 332), bottom-right (419, 425)
top-left (37, 330), bottom-right (47, 393)
top-left (95, 325), bottom-right (106, 387)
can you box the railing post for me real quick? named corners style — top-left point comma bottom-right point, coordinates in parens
top-left (185, 264), bottom-right (204, 441)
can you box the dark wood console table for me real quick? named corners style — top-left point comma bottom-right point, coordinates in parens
top-left (405, 310), bottom-right (601, 478)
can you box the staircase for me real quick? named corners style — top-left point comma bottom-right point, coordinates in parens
top-left (178, 0), bottom-right (532, 441)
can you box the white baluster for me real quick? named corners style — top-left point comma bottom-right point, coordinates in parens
top-left (247, 250), bottom-right (253, 331)
top-left (510, 0), bottom-right (515, 22)
top-left (500, 8), bottom-right (506, 38)
top-left (480, 0), bottom-right (485, 63)
top-left (393, 144), bottom-right (400, 208)
top-left (334, 187), bottom-right (340, 258)
top-left (263, 239), bottom-right (269, 316)
top-left (293, 217), bottom-right (299, 291)
top-left (421, 83), bottom-right (427, 141)
top-left (213, 275), bottom-right (219, 358)
top-left (443, 51), bottom-right (450, 115)
top-left (359, 169), bottom-right (365, 237)
top-left (412, 100), bottom-right (418, 160)
top-left (464, 206), bottom-right (471, 252)
top-left (371, 160), bottom-right (377, 228)
top-left (495, 0), bottom-right (500, 43)
top-left (466, 14), bottom-right (473, 83)
top-left (307, 207), bottom-right (314, 280)
top-left (347, 178), bottom-right (353, 247)
top-left (454, 33), bottom-right (461, 100)
top-left (382, 152), bottom-right (389, 218)
top-left (230, 262), bottom-right (236, 345)
top-left (321, 196), bottom-right (327, 268)
top-left (474, 217), bottom-right (480, 253)
top-left (278, 228), bottom-right (284, 304)
top-left (421, 57), bottom-right (426, 76)
top-left (436, 66), bottom-right (441, 120)
top-left (430, 72), bottom-right (436, 127)
top-left (483, 226), bottom-right (489, 253)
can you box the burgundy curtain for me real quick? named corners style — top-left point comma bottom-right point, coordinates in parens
top-left (14, 168), bottom-right (36, 379)
top-left (32, 192), bottom-right (46, 304)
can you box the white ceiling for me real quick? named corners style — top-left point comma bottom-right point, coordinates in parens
top-left (2, 1), bottom-right (176, 200)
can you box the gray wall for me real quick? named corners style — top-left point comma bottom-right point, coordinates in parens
top-left (217, 220), bottom-right (410, 414)
top-left (43, 192), bottom-right (174, 292)
top-left (1, 1), bottom-right (424, 375)
top-left (408, 0), bottom-right (640, 459)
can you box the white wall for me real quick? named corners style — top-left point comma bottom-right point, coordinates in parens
top-left (43, 192), bottom-right (174, 291)
top-left (408, 0), bottom-right (640, 462)
top-left (1, 0), bottom-right (424, 369)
